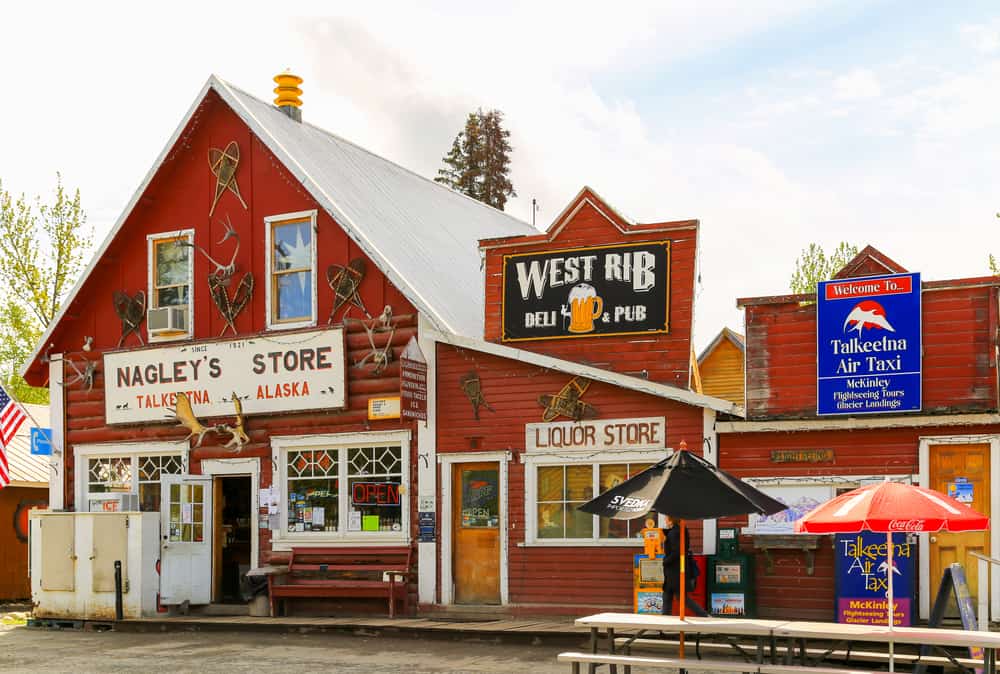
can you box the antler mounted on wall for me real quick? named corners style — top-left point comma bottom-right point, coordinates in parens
top-left (183, 215), bottom-right (254, 336)
top-left (218, 392), bottom-right (250, 451)
top-left (347, 305), bottom-right (394, 376)
top-left (167, 392), bottom-right (214, 448)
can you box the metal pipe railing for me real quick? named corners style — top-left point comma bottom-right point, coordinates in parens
top-left (968, 551), bottom-right (1000, 629)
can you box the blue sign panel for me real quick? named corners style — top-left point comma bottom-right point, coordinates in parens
top-left (30, 427), bottom-right (53, 455)
top-left (835, 532), bottom-right (915, 626)
top-left (817, 272), bottom-right (921, 415)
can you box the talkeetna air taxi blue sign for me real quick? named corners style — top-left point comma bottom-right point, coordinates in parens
top-left (817, 272), bottom-right (921, 416)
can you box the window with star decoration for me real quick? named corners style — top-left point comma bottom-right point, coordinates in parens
top-left (265, 210), bottom-right (317, 328)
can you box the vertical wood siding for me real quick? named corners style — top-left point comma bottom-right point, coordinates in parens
top-left (700, 339), bottom-right (745, 407)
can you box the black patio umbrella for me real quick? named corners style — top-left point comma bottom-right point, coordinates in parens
top-left (578, 444), bottom-right (787, 521)
top-left (578, 443), bottom-right (786, 645)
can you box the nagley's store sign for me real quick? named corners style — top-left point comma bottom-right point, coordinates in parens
top-left (104, 328), bottom-right (347, 424)
top-left (501, 241), bottom-right (670, 341)
top-left (526, 417), bottom-right (666, 453)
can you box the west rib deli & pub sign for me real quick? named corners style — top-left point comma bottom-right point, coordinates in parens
top-left (501, 241), bottom-right (671, 341)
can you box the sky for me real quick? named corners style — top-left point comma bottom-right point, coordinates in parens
top-left (2, 1), bottom-right (999, 352)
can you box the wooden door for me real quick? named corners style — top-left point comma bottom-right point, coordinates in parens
top-left (929, 443), bottom-right (990, 613)
top-left (452, 462), bottom-right (500, 604)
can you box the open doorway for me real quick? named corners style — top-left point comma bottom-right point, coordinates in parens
top-left (213, 475), bottom-right (252, 604)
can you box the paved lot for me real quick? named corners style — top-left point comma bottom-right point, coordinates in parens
top-left (0, 624), bottom-right (573, 673)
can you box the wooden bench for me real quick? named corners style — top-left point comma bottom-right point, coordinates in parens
top-left (268, 546), bottom-right (412, 618)
top-left (559, 652), bottom-right (878, 674)
top-left (557, 652), bottom-right (758, 674)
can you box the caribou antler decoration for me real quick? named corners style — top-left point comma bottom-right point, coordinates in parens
top-left (348, 306), bottom-right (395, 376)
top-left (184, 215), bottom-right (255, 336)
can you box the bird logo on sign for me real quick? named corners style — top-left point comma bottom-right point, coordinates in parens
top-left (843, 300), bottom-right (895, 336)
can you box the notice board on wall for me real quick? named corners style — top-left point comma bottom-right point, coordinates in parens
top-left (816, 272), bottom-right (921, 416)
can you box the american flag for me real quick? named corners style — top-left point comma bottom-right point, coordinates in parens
top-left (0, 383), bottom-right (28, 489)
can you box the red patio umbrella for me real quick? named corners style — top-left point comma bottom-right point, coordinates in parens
top-left (796, 479), bottom-right (989, 671)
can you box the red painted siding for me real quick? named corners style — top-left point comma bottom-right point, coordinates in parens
top-left (437, 342), bottom-right (706, 611)
top-left (480, 191), bottom-right (698, 389)
top-left (35, 91), bottom-right (419, 578)
top-left (744, 284), bottom-right (1000, 419)
top-left (719, 423), bottom-right (1000, 619)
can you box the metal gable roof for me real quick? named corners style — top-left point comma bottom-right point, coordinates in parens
top-left (216, 78), bottom-right (538, 336)
top-left (23, 75), bottom-right (536, 378)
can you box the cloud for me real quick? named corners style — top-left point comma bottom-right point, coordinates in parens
top-left (833, 69), bottom-right (882, 101)
top-left (961, 19), bottom-right (1000, 54)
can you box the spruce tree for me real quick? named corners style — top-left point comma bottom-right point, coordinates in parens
top-left (435, 108), bottom-right (516, 210)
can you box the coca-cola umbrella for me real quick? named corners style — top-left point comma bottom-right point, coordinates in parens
top-left (578, 443), bottom-right (786, 634)
top-left (796, 479), bottom-right (989, 671)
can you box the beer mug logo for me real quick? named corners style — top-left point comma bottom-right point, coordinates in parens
top-left (566, 283), bottom-right (603, 333)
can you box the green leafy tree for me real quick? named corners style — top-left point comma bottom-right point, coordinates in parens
top-left (0, 175), bottom-right (91, 403)
top-left (789, 242), bottom-right (860, 295)
top-left (435, 108), bottom-right (516, 210)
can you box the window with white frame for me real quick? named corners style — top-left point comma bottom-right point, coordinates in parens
top-left (274, 433), bottom-right (408, 541)
top-left (266, 211), bottom-right (316, 328)
top-left (147, 231), bottom-right (193, 341)
top-left (83, 450), bottom-right (184, 512)
top-left (528, 458), bottom-right (654, 543)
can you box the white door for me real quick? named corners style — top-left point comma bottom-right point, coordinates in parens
top-left (160, 474), bottom-right (212, 605)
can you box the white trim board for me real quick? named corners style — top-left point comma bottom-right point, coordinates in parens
top-left (201, 457), bottom-right (260, 572)
top-left (717, 413), bottom-right (1000, 434)
top-left (918, 434), bottom-right (1000, 623)
top-left (438, 451), bottom-right (510, 606)
top-left (416, 313), bottom-right (438, 605)
top-left (425, 328), bottom-right (740, 415)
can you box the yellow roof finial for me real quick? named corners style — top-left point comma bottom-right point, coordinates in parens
top-left (273, 70), bottom-right (303, 109)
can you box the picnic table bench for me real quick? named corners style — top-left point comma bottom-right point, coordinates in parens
top-left (268, 546), bottom-right (413, 618)
top-left (570, 612), bottom-right (1000, 674)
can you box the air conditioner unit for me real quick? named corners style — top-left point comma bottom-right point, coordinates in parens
top-left (148, 306), bottom-right (188, 335)
top-left (87, 493), bottom-right (139, 512)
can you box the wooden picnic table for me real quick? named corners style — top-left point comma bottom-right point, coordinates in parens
top-left (572, 612), bottom-right (1000, 674)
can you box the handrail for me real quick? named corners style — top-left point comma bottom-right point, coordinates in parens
top-left (970, 552), bottom-right (1000, 629)
top-left (970, 551), bottom-right (1000, 566)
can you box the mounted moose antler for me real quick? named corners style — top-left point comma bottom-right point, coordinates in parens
top-left (167, 392), bottom-right (214, 448)
top-left (218, 392), bottom-right (250, 451)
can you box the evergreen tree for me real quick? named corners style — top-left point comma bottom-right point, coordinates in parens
top-left (435, 108), bottom-right (516, 210)
top-left (789, 242), bottom-right (859, 295)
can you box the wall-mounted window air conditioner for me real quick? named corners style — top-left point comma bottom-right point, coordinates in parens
top-left (147, 306), bottom-right (188, 336)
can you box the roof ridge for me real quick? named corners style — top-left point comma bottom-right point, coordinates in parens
top-left (216, 77), bottom-right (537, 233)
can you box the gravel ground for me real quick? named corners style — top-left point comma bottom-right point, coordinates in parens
top-left (0, 624), bottom-right (575, 674)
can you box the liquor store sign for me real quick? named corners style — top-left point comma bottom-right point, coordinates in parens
top-left (817, 272), bottom-right (921, 416)
top-left (502, 241), bottom-right (670, 341)
top-left (104, 328), bottom-right (346, 424)
top-left (525, 417), bottom-right (666, 453)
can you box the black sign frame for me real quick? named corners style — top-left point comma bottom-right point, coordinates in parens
top-left (501, 241), bottom-right (671, 342)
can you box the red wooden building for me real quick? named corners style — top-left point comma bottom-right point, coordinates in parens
top-left (718, 246), bottom-right (1000, 622)
top-left (21, 74), bottom-right (537, 612)
top-left (427, 187), bottom-right (737, 613)
top-left (22, 74), bottom-right (738, 616)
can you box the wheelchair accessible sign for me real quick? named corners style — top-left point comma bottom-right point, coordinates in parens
top-left (817, 272), bottom-right (921, 416)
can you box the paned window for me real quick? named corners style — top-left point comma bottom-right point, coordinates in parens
top-left (148, 231), bottom-right (193, 341)
top-left (277, 437), bottom-right (407, 540)
top-left (84, 453), bottom-right (184, 512)
top-left (532, 461), bottom-right (652, 542)
top-left (267, 212), bottom-right (316, 327)
top-left (167, 481), bottom-right (205, 542)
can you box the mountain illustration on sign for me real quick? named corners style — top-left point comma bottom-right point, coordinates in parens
top-left (755, 495), bottom-right (820, 524)
top-left (843, 300), bottom-right (895, 335)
